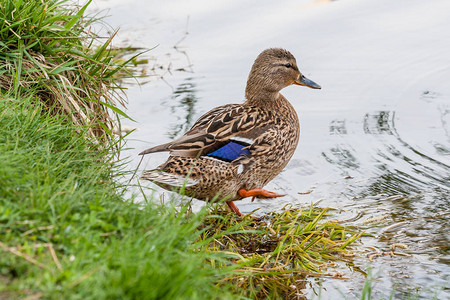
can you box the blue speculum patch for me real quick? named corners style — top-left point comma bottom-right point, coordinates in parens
top-left (207, 141), bottom-right (250, 162)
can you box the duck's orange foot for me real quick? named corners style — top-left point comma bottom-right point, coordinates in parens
top-left (226, 201), bottom-right (242, 216)
top-left (238, 188), bottom-right (285, 202)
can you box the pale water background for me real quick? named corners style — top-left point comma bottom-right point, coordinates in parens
top-left (91, 0), bottom-right (449, 298)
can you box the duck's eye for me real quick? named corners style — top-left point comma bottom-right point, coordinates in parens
top-left (284, 63), bottom-right (292, 68)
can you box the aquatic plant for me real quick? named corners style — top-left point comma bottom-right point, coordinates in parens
top-left (198, 204), bottom-right (364, 299)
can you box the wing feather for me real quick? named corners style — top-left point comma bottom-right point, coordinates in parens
top-left (139, 104), bottom-right (276, 159)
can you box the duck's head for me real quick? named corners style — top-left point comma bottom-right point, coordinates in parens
top-left (246, 48), bottom-right (320, 101)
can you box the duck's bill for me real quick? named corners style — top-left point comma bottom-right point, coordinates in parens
top-left (294, 75), bottom-right (321, 89)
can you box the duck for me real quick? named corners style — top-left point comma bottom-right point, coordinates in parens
top-left (139, 48), bottom-right (320, 215)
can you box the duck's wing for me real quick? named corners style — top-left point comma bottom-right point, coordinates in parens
top-left (139, 104), bottom-right (276, 159)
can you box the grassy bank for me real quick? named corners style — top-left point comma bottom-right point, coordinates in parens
top-left (0, 96), bottom-right (241, 298)
top-left (1, 0), bottom-right (365, 299)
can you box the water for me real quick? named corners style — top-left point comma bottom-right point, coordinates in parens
top-left (91, 0), bottom-right (450, 298)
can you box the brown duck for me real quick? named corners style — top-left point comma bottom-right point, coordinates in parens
top-left (139, 48), bottom-right (321, 215)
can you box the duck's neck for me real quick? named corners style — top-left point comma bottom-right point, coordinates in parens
top-left (244, 73), bottom-right (286, 110)
top-left (245, 86), bottom-right (295, 114)
top-left (244, 89), bottom-right (280, 108)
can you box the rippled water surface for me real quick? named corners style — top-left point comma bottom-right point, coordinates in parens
top-left (92, 0), bottom-right (449, 298)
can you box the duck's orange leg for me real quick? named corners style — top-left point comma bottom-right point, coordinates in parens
top-left (238, 188), bottom-right (285, 202)
top-left (226, 201), bottom-right (242, 216)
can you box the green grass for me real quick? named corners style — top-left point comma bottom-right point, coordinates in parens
top-left (0, 96), bottom-right (237, 299)
top-left (0, 0), bottom-right (136, 143)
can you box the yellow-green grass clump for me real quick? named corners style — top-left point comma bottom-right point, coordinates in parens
top-left (199, 204), bottom-right (364, 299)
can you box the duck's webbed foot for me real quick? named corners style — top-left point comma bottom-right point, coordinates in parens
top-left (237, 188), bottom-right (285, 202)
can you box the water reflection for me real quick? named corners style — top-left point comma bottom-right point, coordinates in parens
top-left (165, 77), bottom-right (199, 139)
top-left (329, 119), bottom-right (347, 134)
top-left (322, 146), bottom-right (360, 171)
top-left (363, 111), bottom-right (393, 135)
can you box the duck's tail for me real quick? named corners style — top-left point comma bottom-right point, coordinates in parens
top-left (138, 142), bottom-right (173, 155)
top-left (141, 169), bottom-right (199, 188)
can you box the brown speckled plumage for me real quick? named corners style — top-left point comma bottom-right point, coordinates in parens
top-left (140, 48), bottom-right (321, 203)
